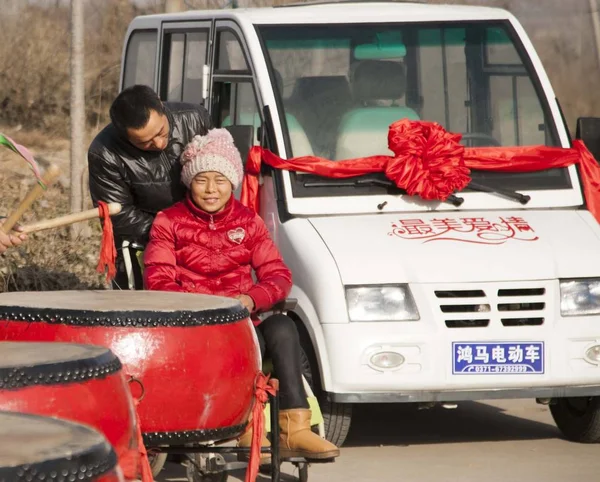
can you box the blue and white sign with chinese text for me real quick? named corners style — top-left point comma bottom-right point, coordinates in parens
top-left (452, 342), bottom-right (544, 374)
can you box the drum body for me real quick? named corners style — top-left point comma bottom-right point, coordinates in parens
top-left (0, 291), bottom-right (261, 446)
top-left (0, 411), bottom-right (124, 482)
top-left (0, 342), bottom-right (138, 478)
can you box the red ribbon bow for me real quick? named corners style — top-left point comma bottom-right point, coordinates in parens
top-left (241, 119), bottom-right (600, 224)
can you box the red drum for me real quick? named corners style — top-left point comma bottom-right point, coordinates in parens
top-left (0, 411), bottom-right (124, 482)
top-left (0, 342), bottom-right (138, 478)
top-left (0, 291), bottom-right (261, 447)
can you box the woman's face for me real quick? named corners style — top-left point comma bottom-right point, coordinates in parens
top-left (190, 171), bottom-right (233, 213)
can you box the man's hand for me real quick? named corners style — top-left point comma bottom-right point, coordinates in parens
top-left (0, 222), bottom-right (27, 255)
top-left (236, 294), bottom-right (255, 313)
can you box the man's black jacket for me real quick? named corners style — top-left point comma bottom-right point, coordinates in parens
top-left (88, 103), bottom-right (212, 247)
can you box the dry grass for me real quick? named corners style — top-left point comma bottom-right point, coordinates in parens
top-left (0, 129), bottom-right (107, 293)
top-left (0, 1), bottom-right (162, 137)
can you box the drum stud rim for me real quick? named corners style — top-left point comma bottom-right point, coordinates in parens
top-left (0, 354), bottom-right (122, 390)
top-left (142, 422), bottom-right (246, 446)
top-left (0, 305), bottom-right (249, 327)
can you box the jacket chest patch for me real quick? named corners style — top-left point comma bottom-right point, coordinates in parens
top-left (227, 227), bottom-right (246, 245)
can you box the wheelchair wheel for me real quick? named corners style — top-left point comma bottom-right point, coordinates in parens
top-left (149, 452), bottom-right (168, 477)
top-left (186, 453), bottom-right (228, 482)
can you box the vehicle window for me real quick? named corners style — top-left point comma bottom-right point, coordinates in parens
top-left (165, 33), bottom-right (185, 101)
top-left (213, 81), bottom-right (260, 146)
top-left (123, 30), bottom-right (157, 89)
top-left (212, 27), bottom-right (259, 147)
top-left (183, 31), bottom-right (208, 103)
top-left (216, 30), bottom-right (249, 71)
top-left (162, 30), bottom-right (209, 103)
top-left (257, 22), bottom-right (570, 196)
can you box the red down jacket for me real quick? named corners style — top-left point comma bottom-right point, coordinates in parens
top-left (143, 195), bottom-right (292, 319)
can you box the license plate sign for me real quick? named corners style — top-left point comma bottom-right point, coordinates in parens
top-left (452, 342), bottom-right (544, 374)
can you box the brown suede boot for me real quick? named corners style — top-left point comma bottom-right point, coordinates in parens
top-left (237, 425), bottom-right (271, 464)
top-left (279, 409), bottom-right (340, 460)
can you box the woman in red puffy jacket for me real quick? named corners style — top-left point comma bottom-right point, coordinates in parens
top-left (143, 129), bottom-right (339, 461)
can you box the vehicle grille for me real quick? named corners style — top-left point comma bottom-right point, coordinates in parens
top-left (435, 286), bottom-right (547, 328)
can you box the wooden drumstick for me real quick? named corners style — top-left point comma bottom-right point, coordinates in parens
top-left (1, 164), bottom-right (61, 233)
top-left (19, 203), bottom-right (122, 234)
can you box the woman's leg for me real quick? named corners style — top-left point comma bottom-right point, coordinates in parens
top-left (258, 314), bottom-right (339, 459)
top-left (257, 314), bottom-right (308, 410)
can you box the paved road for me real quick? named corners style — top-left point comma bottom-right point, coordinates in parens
top-left (157, 399), bottom-right (600, 482)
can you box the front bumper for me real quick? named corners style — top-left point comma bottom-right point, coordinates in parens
top-left (326, 384), bottom-right (600, 403)
top-left (320, 315), bottom-right (600, 397)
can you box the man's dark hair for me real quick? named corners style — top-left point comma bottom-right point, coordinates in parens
top-left (109, 85), bottom-right (165, 137)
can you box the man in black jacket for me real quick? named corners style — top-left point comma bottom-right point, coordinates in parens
top-left (88, 85), bottom-right (212, 289)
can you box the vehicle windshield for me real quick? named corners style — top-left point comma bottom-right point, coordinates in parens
top-left (257, 22), bottom-right (572, 197)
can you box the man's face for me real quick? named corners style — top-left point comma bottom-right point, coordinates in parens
top-left (190, 171), bottom-right (233, 214)
top-left (126, 109), bottom-right (170, 151)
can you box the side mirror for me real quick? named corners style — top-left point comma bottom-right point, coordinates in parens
top-left (224, 125), bottom-right (255, 164)
top-left (576, 117), bottom-right (600, 163)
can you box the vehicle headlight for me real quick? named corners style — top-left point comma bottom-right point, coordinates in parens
top-left (345, 285), bottom-right (419, 322)
top-left (560, 279), bottom-right (600, 316)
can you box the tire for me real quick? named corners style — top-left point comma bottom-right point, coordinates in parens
top-left (299, 342), bottom-right (352, 447)
top-left (550, 396), bottom-right (600, 443)
top-left (148, 453), bottom-right (167, 478)
top-left (321, 399), bottom-right (353, 447)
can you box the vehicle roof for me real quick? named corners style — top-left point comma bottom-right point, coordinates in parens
top-left (132, 2), bottom-right (512, 26)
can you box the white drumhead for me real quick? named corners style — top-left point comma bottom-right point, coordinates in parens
top-left (0, 342), bottom-right (108, 369)
top-left (0, 412), bottom-right (108, 467)
top-left (0, 290), bottom-right (239, 312)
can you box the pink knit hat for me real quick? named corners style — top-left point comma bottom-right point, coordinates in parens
top-left (181, 129), bottom-right (244, 189)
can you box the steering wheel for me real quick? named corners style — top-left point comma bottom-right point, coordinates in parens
top-left (460, 132), bottom-right (502, 147)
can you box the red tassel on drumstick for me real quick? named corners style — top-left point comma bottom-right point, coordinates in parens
top-left (96, 201), bottom-right (118, 282)
top-left (16, 201), bottom-right (121, 283)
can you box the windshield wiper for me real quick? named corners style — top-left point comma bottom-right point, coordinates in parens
top-left (302, 179), bottom-right (398, 188)
top-left (468, 181), bottom-right (531, 205)
top-left (303, 178), bottom-right (465, 207)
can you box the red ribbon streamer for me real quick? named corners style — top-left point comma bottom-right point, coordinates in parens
top-left (240, 119), bottom-right (600, 224)
top-left (245, 373), bottom-right (277, 482)
top-left (120, 386), bottom-right (154, 482)
top-left (96, 201), bottom-right (117, 282)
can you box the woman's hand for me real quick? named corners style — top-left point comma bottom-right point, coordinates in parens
top-left (236, 294), bottom-right (255, 313)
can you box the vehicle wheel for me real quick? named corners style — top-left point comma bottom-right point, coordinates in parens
top-left (148, 452), bottom-right (168, 478)
top-left (299, 344), bottom-right (352, 447)
top-left (185, 454), bottom-right (228, 482)
top-left (550, 396), bottom-right (600, 443)
top-left (321, 399), bottom-right (353, 447)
